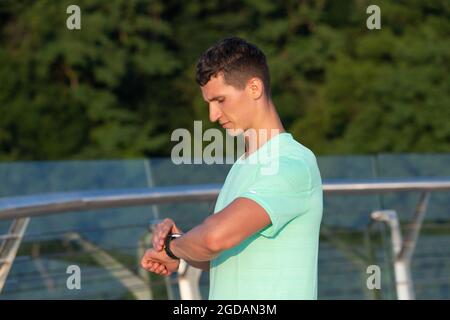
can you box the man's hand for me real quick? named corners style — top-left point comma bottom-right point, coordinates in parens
top-left (141, 248), bottom-right (180, 276)
top-left (152, 218), bottom-right (183, 251)
top-left (140, 218), bottom-right (182, 276)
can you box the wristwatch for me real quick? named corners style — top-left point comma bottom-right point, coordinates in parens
top-left (164, 233), bottom-right (182, 260)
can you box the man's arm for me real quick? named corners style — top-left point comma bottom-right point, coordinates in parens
top-left (185, 260), bottom-right (210, 271)
top-left (169, 197), bottom-right (271, 262)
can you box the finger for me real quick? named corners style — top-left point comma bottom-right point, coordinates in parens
top-left (154, 266), bottom-right (164, 274)
top-left (155, 228), bottom-right (172, 251)
top-left (143, 249), bottom-right (154, 260)
top-left (143, 260), bottom-right (153, 270)
top-left (141, 260), bottom-right (152, 270)
top-left (153, 235), bottom-right (164, 251)
top-left (158, 219), bottom-right (172, 234)
top-left (152, 236), bottom-right (159, 250)
top-left (153, 222), bottom-right (172, 250)
top-left (158, 237), bottom-right (165, 250)
top-left (142, 251), bottom-right (158, 269)
top-left (153, 262), bottom-right (161, 271)
top-left (150, 263), bottom-right (158, 273)
top-left (152, 225), bottom-right (166, 248)
top-left (157, 264), bottom-right (165, 273)
top-left (152, 220), bottom-right (169, 245)
top-left (159, 225), bottom-right (170, 239)
top-left (141, 253), bottom-right (151, 267)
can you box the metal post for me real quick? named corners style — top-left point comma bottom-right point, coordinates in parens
top-left (177, 259), bottom-right (203, 300)
top-left (0, 218), bottom-right (30, 293)
top-left (371, 210), bottom-right (414, 299)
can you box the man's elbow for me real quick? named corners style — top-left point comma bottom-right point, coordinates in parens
top-left (203, 231), bottom-right (225, 254)
top-left (205, 221), bottom-right (238, 255)
top-left (202, 218), bottom-right (235, 254)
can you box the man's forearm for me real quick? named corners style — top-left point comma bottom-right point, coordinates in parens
top-left (185, 260), bottom-right (210, 272)
top-left (170, 218), bottom-right (221, 262)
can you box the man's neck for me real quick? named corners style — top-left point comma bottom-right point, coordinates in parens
top-left (243, 102), bottom-right (285, 158)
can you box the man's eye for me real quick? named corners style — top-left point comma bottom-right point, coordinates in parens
top-left (218, 100), bottom-right (224, 104)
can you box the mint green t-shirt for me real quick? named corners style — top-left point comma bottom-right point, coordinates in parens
top-left (208, 133), bottom-right (323, 300)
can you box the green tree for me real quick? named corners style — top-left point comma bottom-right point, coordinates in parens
top-left (1, 0), bottom-right (449, 160)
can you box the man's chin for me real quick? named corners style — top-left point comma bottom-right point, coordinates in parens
top-left (225, 128), bottom-right (244, 137)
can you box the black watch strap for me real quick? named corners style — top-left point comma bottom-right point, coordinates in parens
top-left (164, 233), bottom-right (182, 260)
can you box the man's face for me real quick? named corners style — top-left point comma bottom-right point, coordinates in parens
top-left (200, 73), bottom-right (255, 136)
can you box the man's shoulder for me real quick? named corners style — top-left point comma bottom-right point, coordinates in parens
top-left (274, 135), bottom-right (316, 167)
top-left (274, 137), bottom-right (321, 189)
top-left (249, 153), bottom-right (314, 193)
top-left (280, 135), bottom-right (316, 160)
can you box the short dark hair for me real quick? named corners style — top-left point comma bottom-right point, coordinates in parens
top-left (196, 37), bottom-right (271, 97)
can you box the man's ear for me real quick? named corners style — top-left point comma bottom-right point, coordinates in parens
top-left (247, 77), bottom-right (264, 100)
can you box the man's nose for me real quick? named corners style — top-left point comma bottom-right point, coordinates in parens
top-left (209, 104), bottom-right (222, 123)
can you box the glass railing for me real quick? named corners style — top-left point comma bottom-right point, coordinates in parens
top-left (0, 154), bottom-right (449, 299)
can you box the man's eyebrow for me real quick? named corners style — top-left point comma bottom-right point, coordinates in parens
top-left (205, 96), bottom-right (225, 102)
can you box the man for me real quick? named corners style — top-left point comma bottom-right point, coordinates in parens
top-left (141, 37), bottom-right (323, 299)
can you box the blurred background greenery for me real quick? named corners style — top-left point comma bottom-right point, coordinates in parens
top-left (1, 0), bottom-right (449, 161)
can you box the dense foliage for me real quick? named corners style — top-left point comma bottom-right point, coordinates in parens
top-left (0, 0), bottom-right (449, 160)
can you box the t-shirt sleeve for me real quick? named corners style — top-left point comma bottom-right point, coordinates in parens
top-left (238, 157), bottom-right (313, 238)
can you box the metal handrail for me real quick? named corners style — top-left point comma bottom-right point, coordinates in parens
top-left (1, 176), bottom-right (450, 299)
top-left (1, 178), bottom-right (450, 221)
